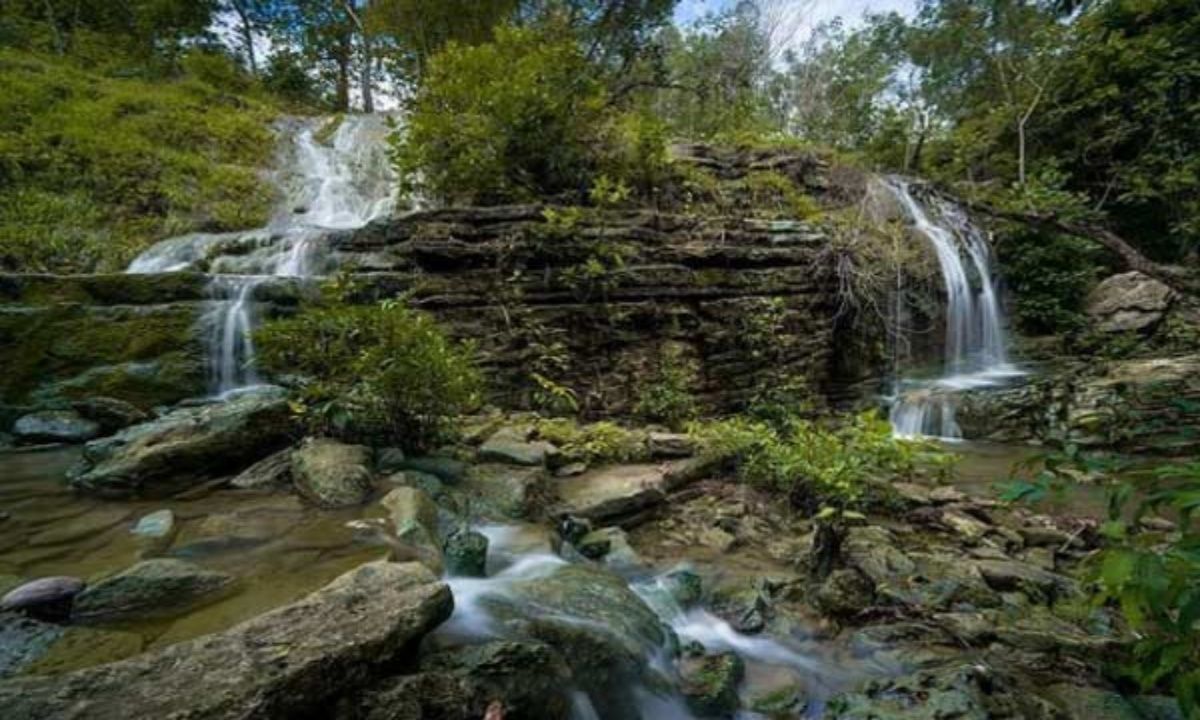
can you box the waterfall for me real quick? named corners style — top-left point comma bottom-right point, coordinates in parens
top-left (881, 177), bottom-right (1021, 438)
top-left (127, 115), bottom-right (396, 396)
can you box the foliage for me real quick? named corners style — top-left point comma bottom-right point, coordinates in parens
top-left (996, 228), bottom-right (1103, 336)
top-left (534, 417), bottom-right (647, 464)
top-left (995, 443), bottom-right (1125, 504)
top-left (690, 410), bottom-right (952, 510)
top-left (391, 24), bottom-right (611, 205)
top-left (0, 49), bottom-right (276, 272)
top-left (255, 288), bottom-right (482, 451)
top-left (1093, 462), bottom-right (1200, 714)
top-left (634, 343), bottom-right (699, 429)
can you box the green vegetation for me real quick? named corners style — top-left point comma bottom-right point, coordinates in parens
top-left (690, 410), bottom-right (953, 511)
top-left (634, 343), bottom-right (700, 430)
top-left (256, 287), bottom-right (481, 450)
top-left (0, 49), bottom-right (277, 272)
top-left (533, 417), bottom-right (647, 465)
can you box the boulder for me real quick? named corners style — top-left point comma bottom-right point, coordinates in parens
top-left (393, 455), bottom-right (469, 483)
top-left (814, 569), bottom-right (875, 618)
top-left (292, 438), bottom-right (374, 507)
top-left (458, 464), bottom-right (549, 520)
top-left (382, 469), bottom-right (445, 499)
top-left (229, 447), bottom-right (293, 490)
top-left (349, 641), bottom-right (573, 720)
top-left (68, 388), bottom-right (294, 498)
top-left (69, 397), bottom-right (147, 435)
top-left (1086, 271), bottom-right (1175, 333)
top-left (973, 559), bottom-right (1077, 603)
top-left (0, 577), bottom-right (85, 622)
top-left (556, 464), bottom-right (672, 524)
top-left (827, 664), bottom-right (1057, 720)
top-left (648, 432), bottom-right (695, 458)
top-left (483, 562), bottom-right (669, 714)
top-left (479, 428), bottom-right (558, 467)
top-left (443, 529), bottom-right (488, 577)
top-left (380, 487), bottom-right (443, 573)
top-left (71, 559), bottom-right (233, 622)
top-left (1046, 683), bottom-right (1182, 720)
top-left (679, 652), bottom-right (744, 718)
top-left (12, 411), bottom-right (100, 444)
top-left (0, 562), bottom-right (453, 720)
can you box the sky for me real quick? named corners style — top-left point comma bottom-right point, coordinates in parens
top-left (674, 0), bottom-right (919, 32)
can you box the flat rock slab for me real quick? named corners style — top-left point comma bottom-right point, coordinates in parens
top-left (556, 463), bottom-right (688, 524)
top-left (0, 561), bottom-right (453, 720)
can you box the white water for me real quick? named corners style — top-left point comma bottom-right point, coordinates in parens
top-left (127, 115), bottom-right (396, 395)
top-left (881, 178), bottom-right (1022, 439)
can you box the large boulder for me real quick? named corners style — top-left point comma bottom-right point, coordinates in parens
top-left (68, 388), bottom-right (295, 498)
top-left (348, 641), bottom-right (574, 720)
top-left (1086, 271), bottom-right (1175, 333)
top-left (482, 562), bottom-right (670, 714)
top-left (0, 562), bottom-right (453, 720)
top-left (12, 410), bottom-right (100, 444)
top-left (555, 464), bottom-right (673, 524)
top-left (71, 559), bottom-right (233, 623)
top-left (458, 464), bottom-right (549, 520)
top-left (291, 438), bottom-right (374, 507)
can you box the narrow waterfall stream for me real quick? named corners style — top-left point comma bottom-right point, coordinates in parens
top-left (126, 115), bottom-right (396, 395)
top-left (880, 178), bottom-right (1022, 438)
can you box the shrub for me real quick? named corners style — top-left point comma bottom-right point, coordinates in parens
top-left (256, 295), bottom-right (482, 450)
top-left (690, 410), bottom-right (951, 511)
top-left (634, 344), bottom-right (699, 429)
top-left (392, 24), bottom-right (608, 205)
top-left (534, 418), bottom-right (647, 464)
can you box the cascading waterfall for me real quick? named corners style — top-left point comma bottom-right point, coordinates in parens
top-left (127, 114), bottom-right (396, 395)
top-left (881, 177), bottom-right (1021, 438)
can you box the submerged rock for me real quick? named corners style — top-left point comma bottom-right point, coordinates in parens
top-left (0, 613), bottom-right (142, 679)
top-left (71, 559), bottom-right (233, 622)
top-left (292, 438), bottom-right (374, 507)
top-left (0, 577), bottom-right (85, 622)
top-left (0, 562), bottom-right (453, 720)
top-left (68, 388), bottom-right (294, 498)
top-left (12, 410), bottom-right (100, 445)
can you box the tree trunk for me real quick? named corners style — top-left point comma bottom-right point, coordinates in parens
top-left (230, 0), bottom-right (258, 76)
top-left (963, 199), bottom-right (1199, 293)
top-left (342, 1), bottom-right (373, 112)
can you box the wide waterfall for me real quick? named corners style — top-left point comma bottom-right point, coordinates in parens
top-left (127, 115), bottom-right (396, 395)
top-left (881, 178), bottom-right (1021, 438)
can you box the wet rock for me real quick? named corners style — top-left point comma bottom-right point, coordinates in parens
top-left (443, 529), bottom-right (488, 577)
top-left (679, 652), bottom-right (744, 717)
top-left (929, 486), bottom-right (968, 504)
top-left (69, 397), bottom-right (147, 435)
top-left (814, 569), bottom-right (874, 618)
top-left (130, 509), bottom-right (176, 556)
top-left (827, 663), bottom-right (1055, 720)
top-left (697, 526), bottom-right (738, 553)
top-left (0, 562), bottom-right (453, 720)
top-left (459, 464), bottom-right (548, 520)
top-left (974, 559), bottom-right (1077, 602)
top-left (68, 388), bottom-right (294, 498)
top-left (72, 559), bottom-right (233, 622)
top-left (229, 447), bottom-right (293, 490)
top-left (12, 411), bottom-right (100, 444)
top-left (892, 482), bottom-right (933, 505)
top-left (662, 568), bottom-right (704, 609)
top-left (1046, 683), bottom-right (1182, 720)
top-left (380, 487), bottom-right (443, 573)
top-left (709, 580), bottom-right (771, 634)
top-left (374, 446), bottom-right (406, 474)
top-left (941, 510), bottom-right (991, 543)
top-left (394, 455), bottom-right (469, 483)
top-left (750, 685), bottom-right (809, 718)
top-left (487, 562), bottom-right (669, 712)
top-left (648, 432), bottom-right (695, 459)
top-left (479, 428), bottom-right (558, 467)
top-left (350, 641), bottom-right (573, 720)
top-left (382, 469), bottom-right (444, 498)
top-left (555, 461), bottom-right (589, 478)
top-left (0, 613), bottom-right (142, 679)
top-left (1087, 271), bottom-right (1175, 333)
top-left (557, 514), bottom-right (593, 545)
top-left (292, 438), bottom-right (374, 508)
top-left (843, 526), bottom-right (916, 586)
top-left (0, 577), bottom-right (85, 622)
top-left (576, 529), bottom-right (614, 559)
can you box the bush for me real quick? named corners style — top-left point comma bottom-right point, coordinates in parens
top-left (996, 228), bottom-right (1103, 336)
top-left (533, 418), bottom-right (647, 464)
top-left (392, 24), bottom-right (669, 206)
top-left (634, 344), bottom-right (699, 429)
top-left (690, 410), bottom-right (952, 511)
top-left (0, 49), bottom-right (276, 272)
top-left (256, 295), bottom-right (482, 450)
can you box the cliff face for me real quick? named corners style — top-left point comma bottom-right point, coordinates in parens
top-left (334, 205), bottom-right (852, 417)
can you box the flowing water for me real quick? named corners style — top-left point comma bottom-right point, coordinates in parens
top-left (880, 178), bottom-right (1023, 439)
top-left (127, 114), bottom-right (396, 395)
